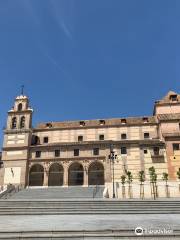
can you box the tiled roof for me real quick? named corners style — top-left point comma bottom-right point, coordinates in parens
top-left (36, 116), bottom-right (157, 129)
top-left (157, 113), bottom-right (180, 121)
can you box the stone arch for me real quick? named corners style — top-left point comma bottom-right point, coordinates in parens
top-left (11, 117), bottom-right (17, 129)
top-left (48, 163), bottom-right (64, 186)
top-left (88, 161), bottom-right (104, 185)
top-left (18, 103), bottom-right (22, 111)
top-left (29, 164), bottom-right (44, 186)
top-left (68, 162), bottom-right (84, 186)
top-left (20, 116), bottom-right (25, 129)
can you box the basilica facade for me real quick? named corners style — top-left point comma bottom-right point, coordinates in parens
top-left (1, 91), bottom-right (180, 187)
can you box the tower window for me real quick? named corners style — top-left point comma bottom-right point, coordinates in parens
top-left (99, 135), bottom-right (104, 140)
top-left (144, 149), bottom-right (148, 154)
top-left (121, 133), bottom-right (127, 139)
top-left (18, 103), bottom-right (22, 111)
top-left (74, 149), bottom-right (79, 156)
top-left (144, 132), bottom-right (150, 139)
top-left (11, 117), bottom-right (17, 129)
top-left (35, 151), bottom-right (41, 158)
top-left (121, 147), bottom-right (127, 155)
top-left (93, 148), bottom-right (99, 155)
top-left (20, 116), bottom-right (25, 129)
top-left (55, 150), bottom-right (60, 157)
top-left (170, 95), bottom-right (177, 102)
top-left (78, 136), bottom-right (83, 142)
top-left (43, 137), bottom-right (49, 143)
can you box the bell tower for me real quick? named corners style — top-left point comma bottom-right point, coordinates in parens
top-left (2, 93), bottom-right (33, 187)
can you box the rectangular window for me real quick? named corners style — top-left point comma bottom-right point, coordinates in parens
top-left (79, 121), bottom-right (85, 126)
top-left (99, 135), bottom-right (104, 141)
top-left (144, 132), bottom-right (150, 139)
top-left (78, 136), bottom-right (83, 142)
top-left (35, 151), bottom-right (41, 158)
top-left (99, 120), bottom-right (105, 125)
top-left (43, 137), bottom-right (49, 143)
top-left (121, 133), bottom-right (127, 139)
top-left (144, 149), bottom-right (148, 154)
top-left (74, 149), bottom-right (79, 156)
top-left (55, 150), bottom-right (60, 157)
top-left (121, 119), bottom-right (127, 124)
top-left (170, 95), bottom-right (177, 101)
top-left (153, 147), bottom-right (160, 156)
top-left (173, 144), bottom-right (179, 151)
top-left (93, 148), bottom-right (99, 155)
top-left (121, 147), bottom-right (127, 155)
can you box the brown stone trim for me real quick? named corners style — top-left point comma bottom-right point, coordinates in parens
top-left (29, 156), bottom-right (106, 162)
top-left (33, 123), bottom-right (158, 132)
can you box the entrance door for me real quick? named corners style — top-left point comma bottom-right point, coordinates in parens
top-left (48, 163), bottom-right (63, 186)
top-left (29, 164), bottom-right (44, 186)
top-left (88, 162), bottom-right (104, 185)
top-left (68, 163), bottom-right (84, 186)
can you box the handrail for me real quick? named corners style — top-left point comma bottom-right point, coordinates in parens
top-left (93, 185), bottom-right (98, 198)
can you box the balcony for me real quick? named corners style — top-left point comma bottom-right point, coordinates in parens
top-left (151, 155), bottom-right (165, 163)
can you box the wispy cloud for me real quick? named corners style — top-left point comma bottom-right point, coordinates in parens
top-left (60, 20), bottom-right (72, 40)
top-left (50, 1), bottom-right (73, 40)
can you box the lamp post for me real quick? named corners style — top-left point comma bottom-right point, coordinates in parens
top-left (109, 149), bottom-right (117, 198)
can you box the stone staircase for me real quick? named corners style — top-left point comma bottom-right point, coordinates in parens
top-left (0, 187), bottom-right (180, 239)
top-left (3, 186), bottom-right (104, 200)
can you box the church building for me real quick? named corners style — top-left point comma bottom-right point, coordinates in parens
top-left (1, 91), bottom-right (180, 187)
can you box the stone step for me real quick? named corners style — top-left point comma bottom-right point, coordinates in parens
top-left (0, 230), bottom-right (179, 239)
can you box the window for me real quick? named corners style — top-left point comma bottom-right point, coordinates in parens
top-left (170, 95), bottom-right (177, 102)
top-left (121, 119), bottom-right (127, 124)
top-left (153, 147), bottom-right (160, 156)
top-left (78, 136), bottom-right (83, 142)
top-left (173, 144), bottom-right (179, 151)
top-left (93, 148), bottom-right (99, 155)
top-left (99, 120), bottom-right (105, 125)
top-left (31, 135), bottom-right (40, 145)
top-left (43, 137), bottom-right (49, 143)
top-left (143, 117), bottom-right (149, 123)
top-left (121, 133), bottom-right (127, 139)
top-left (55, 150), bottom-right (60, 157)
top-left (18, 103), bottom-right (22, 111)
top-left (74, 149), bottom-right (79, 156)
top-left (144, 149), bottom-right (148, 154)
top-left (20, 116), bottom-right (25, 129)
top-left (46, 123), bottom-right (52, 128)
top-left (11, 117), bottom-right (17, 129)
top-left (121, 147), bottom-right (127, 155)
top-left (144, 132), bottom-right (150, 139)
top-left (99, 135), bottom-right (104, 140)
top-left (79, 121), bottom-right (85, 126)
top-left (35, 151), bottom-right (41, 158)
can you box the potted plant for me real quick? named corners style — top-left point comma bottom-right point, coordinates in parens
top-left (121, 175), bottom-right (126, 198)
top-left (138, 170), bottom-right (145, 199)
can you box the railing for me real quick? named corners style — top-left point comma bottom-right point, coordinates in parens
top-left (0, 184), bottom-right (24, 199)
top-left (93, 185), bottom-right (98, 198)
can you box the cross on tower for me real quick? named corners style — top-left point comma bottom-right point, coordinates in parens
top-left (21, 85), bottom-right (24, 95)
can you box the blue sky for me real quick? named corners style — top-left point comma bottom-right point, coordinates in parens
top-left (0, 0), bottom-right (179, 145)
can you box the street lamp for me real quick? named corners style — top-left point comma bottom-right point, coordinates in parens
top-left (109, 149), bottom-right (117, 198)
